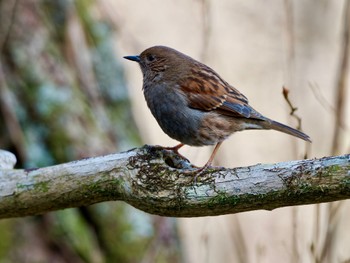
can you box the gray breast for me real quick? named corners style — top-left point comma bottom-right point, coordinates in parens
top-left (143, 83), bottom-right (204, 145)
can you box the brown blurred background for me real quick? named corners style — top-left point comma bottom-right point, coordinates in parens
top-left (0, 0), bottom-right (349, 262)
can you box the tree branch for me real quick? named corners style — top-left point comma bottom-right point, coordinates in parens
top-left (0, 145), bottom-right (349, 219)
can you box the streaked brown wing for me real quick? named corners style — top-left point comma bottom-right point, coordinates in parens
top-left (179, 64), bottom-right (264, 119)
top-left (179, 75), bottom-right (228, 111)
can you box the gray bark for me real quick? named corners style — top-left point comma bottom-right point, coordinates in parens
top-left (0, 146), bottom-right (349, 219)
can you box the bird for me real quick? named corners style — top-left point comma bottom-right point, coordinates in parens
top-left (124, 46), bottom-right (311, 173)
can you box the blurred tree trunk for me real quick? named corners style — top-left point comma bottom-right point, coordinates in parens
top-left (0, 1), bottom-right (180, 262)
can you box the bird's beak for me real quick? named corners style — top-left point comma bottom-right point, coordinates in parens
top-left (123, 55), bottom-right (140, 62)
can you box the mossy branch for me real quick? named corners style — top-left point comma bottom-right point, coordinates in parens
top-left (0, 146), bottom-right (349, 219)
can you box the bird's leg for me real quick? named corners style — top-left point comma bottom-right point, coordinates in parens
top-left (163, 142), bottom-right (223, 179)
top-left (203, 141), bottom-right (223, 169)
top-left (163, 143), bottom-right (185, 154)
top-left (162, 143), bottom-right (191, 162)
top-left (193, 142), bottom-right (223, 181)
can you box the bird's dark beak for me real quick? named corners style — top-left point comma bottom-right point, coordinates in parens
top-left (123, 55), bottom-right (140, 62)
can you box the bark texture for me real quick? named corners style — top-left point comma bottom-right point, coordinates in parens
top-left (0, 146), bottom-right (349, 219)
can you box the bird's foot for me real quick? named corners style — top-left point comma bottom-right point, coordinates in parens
top-left (182, 164), bottom-right (225, 184)
top-left (182, 164), bottom-right (226, 185)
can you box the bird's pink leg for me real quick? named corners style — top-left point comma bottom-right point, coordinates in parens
top-left (198, 141), bottom-right (223, 171)
top-left (163, 143), bottom-right (185, 154)
top-left (203, 141), bottom-right (223, 168)
top-left (192, 142), bottom-right (223, 181)
top-left (164, 142), bottom-right (224, 179)
top-left (162, 143), bottom-right (191, 162)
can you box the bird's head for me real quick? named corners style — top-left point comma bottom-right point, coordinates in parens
top-left (124, 46), bottom-right (193, 82)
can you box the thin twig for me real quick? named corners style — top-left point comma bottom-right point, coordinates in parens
top-left (309, 82), bottom-right (336, 114)
top-left (282, 86), bottom-right (303, 130)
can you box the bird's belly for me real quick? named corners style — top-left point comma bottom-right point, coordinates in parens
top-left (152, 100), bottom-right (206, 145)
top-left (196, 113), bottom-right (241, 145)
top-left (144, 86), bottom-right (208, 145)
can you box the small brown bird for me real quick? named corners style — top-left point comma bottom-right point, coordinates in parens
top-left (124, 46), bottom-right (311, 172)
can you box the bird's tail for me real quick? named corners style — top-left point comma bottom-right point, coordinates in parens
top-left (267, 119), bottom-right (311, 142)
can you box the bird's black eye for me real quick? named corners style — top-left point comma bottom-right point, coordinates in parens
top-left (147, 54), bottom-right (156, 62)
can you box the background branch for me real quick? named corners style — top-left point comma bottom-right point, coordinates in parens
top-left (332, 0), bottom-right (350, 155)
top-left (0, 146), bottom-right (349, 219)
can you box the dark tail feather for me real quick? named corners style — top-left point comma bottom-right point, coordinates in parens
top-left (268, 120), bottom-right (311, 142)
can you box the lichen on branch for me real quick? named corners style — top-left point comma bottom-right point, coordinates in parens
top-left (0, 146), bottom-right (349, 219)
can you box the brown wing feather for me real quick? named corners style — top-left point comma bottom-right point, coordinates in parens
top-left (179, 63), bottom-right (264, 120)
